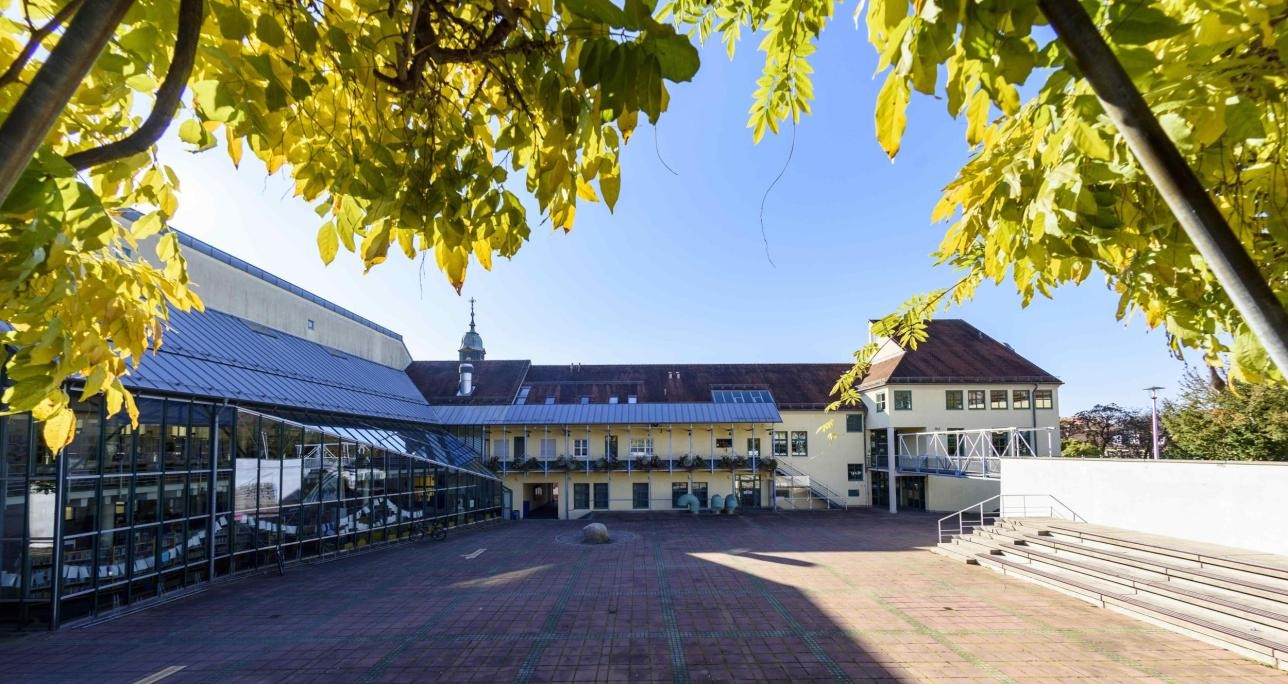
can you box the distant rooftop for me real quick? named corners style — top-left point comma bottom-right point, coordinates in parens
top-left (117, 209), bottom-right (403, 341)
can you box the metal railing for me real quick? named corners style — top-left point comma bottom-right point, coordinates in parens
top-left (774, 459), bottom-right (848, 510)
top-left (897, 427), bottom-right (1059, 479)
top-left (936, 493), bottom-right (1086, 543)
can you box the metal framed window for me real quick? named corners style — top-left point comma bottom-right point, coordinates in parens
top-left (772, 431), bottom-right (788, 457)
top-left (592, 483), bottom-right (608, 509)
top-left (847, 463), bottom-right (864, 481)
top-left (967, 390), bottom-right (986, 410)
top-left (514, 386), bottom-right (531, 405)
top-left (1034, 389), bottom-right (1054, 409)
top-left (789, 431), bottom-right (808, 457)
top-left (573, 439), bottom-right (589, 458)
top-left (1012, 390), bottom-right (1031, 410)
top-left (945, 390), bottom-right (964, 410)
top-left (746, 437), bottom-right (761, 457)
top-left (990, 390), bottom-right (1008, 409)
top-left (629, 438), bottom-right (654, 457)
top-left (632, 483), bottom-right (649, 509)
top-left (573, 483), bottom-right (590, 509)
top-left (894, 390), bottom-right (912, 410)
top-left (845, 414), bottom-right (864, 432)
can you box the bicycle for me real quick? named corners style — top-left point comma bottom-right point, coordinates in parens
top-left (412, 520), bottom-right (447, 542)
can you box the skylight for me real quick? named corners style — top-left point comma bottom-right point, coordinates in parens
top-left (711, 389), bottom-right (774, 404)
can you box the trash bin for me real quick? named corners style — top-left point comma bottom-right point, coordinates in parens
top-left (511, 511), bottom-right (520, 521)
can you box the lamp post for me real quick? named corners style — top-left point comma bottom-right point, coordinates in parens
top-left (1145, 386), bottom-right (1164, 460)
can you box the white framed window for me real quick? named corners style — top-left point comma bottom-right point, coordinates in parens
top-left (627, 395), bottom-right (638, 404)
top-left (574, 439), bottom-right (589, 458)
top-left (772, 431), bottom-right (788, 457)
top-left (790, 431), bottom-right (808, 457)
top-left (874, 392), bottom-right (887, 412)
top-left (540, 438), bottom-right (556, 459)
top-left (629, 438), bottom-right (653, 457)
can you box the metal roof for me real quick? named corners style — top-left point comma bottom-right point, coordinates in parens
top-left (123, 307), bottom-right (438, 423)
top-left (431, 402), bottom-right (781, 426)
top-left (253, 408), bottom-right (496, 479)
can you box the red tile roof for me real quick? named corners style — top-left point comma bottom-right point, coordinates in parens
top-left (405, 320), bottom-right (1059, 409)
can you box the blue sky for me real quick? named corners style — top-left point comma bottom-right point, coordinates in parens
top-left (156, 20), bottom-right (1191, 414)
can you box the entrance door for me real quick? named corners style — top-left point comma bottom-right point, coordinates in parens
top-left (871, 475), bottom-right (889, 509)
top-left (897, 476), bottom-right (926, 511)
top-left (524, 482), bottom-right (558, 518)
top-left (735, 475), bottom-right (760, 508)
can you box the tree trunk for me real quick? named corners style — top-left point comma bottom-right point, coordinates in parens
top-left (1038, 0), bottom-right (1288, 378)
top-left (0, 0), bottom-right (135, 204)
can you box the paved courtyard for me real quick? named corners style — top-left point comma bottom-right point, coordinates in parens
top-left (1, 510), bottom-right (1284, 683)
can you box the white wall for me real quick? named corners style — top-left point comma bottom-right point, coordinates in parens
top-left (777, 410), bottom-right (870, 506)
top-left (1002, 458), bottom-right (1288, 556)
top-left (927, 476), bottom-right (999, 513)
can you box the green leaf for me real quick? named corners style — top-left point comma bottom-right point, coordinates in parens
top-left (178, 119), bottom-right (204, 145)
top-left (561, 0), bottom-right (626, 26)
top-left (256, 14), bottom-right (286, 48)
top-left (648, 34), bottom-right (700, 82)
top-left (211, 3), bottom-right (251, 40)
top-left (1110, 7), bottom-right (1186, 45)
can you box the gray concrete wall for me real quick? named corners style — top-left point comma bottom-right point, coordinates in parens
top-left (140, 232), bottom-right (412, 368)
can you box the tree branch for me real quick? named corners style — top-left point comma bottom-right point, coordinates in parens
top-left (65, 0), bottom-right (204, 170)
top-left (0, 0), bottom-right (86, 90)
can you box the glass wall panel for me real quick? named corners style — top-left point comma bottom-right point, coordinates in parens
top-left (188, 474), bottom-right (209, 519)
top-left (163, 474), bottom-right (186, 521)
top-left (101, 477), bottom-right (130, 530)
top-left (4, 414), bottom-right (31, 477)
top-left (64, 479), bottom-right (98, 536)
top-left (2, 481), bottom-right (25, 540)
top-left (61, 535), bottom-right (94, 595)
top-left (161, 522), bottom-right (185, 571)
top-left (164, 401), bottom-right (189, 470)
top-left (132, 526), bottom-right (158, 578)
top-left (133, 476), bottom-right (160, 526)
top-left (190, 404), bottom-right (212, 470)
top-left (134, 399), bottom-right (164, 473)
top-left (0, 539), bottom-right (23, 601)
top-left (215, 406), bottom-right (235, 469)
top-left (102, 411), bottom-right (133, 475)
top-left (67, 398), bottom-right (102, 475)
top-left (97, 531), bottom-right (129, 586)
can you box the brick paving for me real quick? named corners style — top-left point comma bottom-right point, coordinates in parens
top-left (0, 509), bottom-right (1284, 683)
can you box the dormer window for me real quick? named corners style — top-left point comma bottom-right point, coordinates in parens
top-left (627, 395), bottom-right (637, 404)
top-left (515, 386), bottom-right (531, 405)
top-left (608, 396), bottom-right (618, 404)
top-left (543, 395), bottom-right (556, 405)
top-left (579, 396), bottom-right (590, 405)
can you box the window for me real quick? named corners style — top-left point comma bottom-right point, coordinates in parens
top-left (513, 436), bottom-right (527, 459)
top-left (540, 438), bottom-right (556, 459)
top-left (515, 386), bottom-right (531, 404)
top-left (716, 438), bottom-right (733, 449)
top-left (848, 489), bottom-right (862, 497)
top-left (671, 482), bottom-right (689, 508)
top-left (990, 390), bottom-right (1008, 409)
top-left (633, 482), bottom-right (649, 509)
top-left (746, 437), bottom-right (761, 457)
top-left (306, 319), bottom-right (315, 330)
top-left (869, 430), bottom-right (888, 457)
top-left (789, 431), bottom-right (808, 457)
top-left (772, 431), bottom-right (788, 457)
top-left (711, 389), bottom-right (774, 403)
top-left (1035, 389), bottom-right (1053, 409)
top-left (543, 395), bottom-right (556, 405)
top-left (845, 414), bottom-right (864, 432)
top-left (608, 396), bottom-right (619, 404)
top-left (629, 438), bottom-right (654, 457)
top-left (1012, 389), bottom-right (1031, 410)
top-left (874, 392), bottom-right (886, 412)
top-left (604, 435), bottom-right (618, 458)
top-left (691, 482), bottom-right (709, 507)
top-left (967, 390), bottom-right (986, 410)
top-left (946, 428), bottom-right (962, 455)
top-left (945, 390), bottom-right (964, 410)
top-left (893, 390), bottom-right (912, 410)
top-left (847, 463), bottom-right (864, 481)
top-left (573, 439), bottom-right (589, 458)
top-left (573, 483), bottom-right (590, 509)
top-left (579, 396), bottom-right (590, 405)
top-left (627, 395), bottom-right (637, 404)
top-left (593, 483), bottom-right (609, 509)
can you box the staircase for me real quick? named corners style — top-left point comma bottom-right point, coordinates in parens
top-left (935, 515), bottom-right (1288, 671)
top-left (774, 460), bottom-right (848, 510)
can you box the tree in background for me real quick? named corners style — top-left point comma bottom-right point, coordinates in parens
top-left (1060, 403), bottom-right (1156, 458)
top-left (0, 0), bottom-right (699, 448)
top-left (1164, 370), bottom-right (1288, 461)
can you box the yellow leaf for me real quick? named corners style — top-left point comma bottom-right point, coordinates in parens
top-left (576, 177), bottom-right (599, 202)
top-left (226, 128), bottom-right (244, 167)
top-left (874, 74), bottom-right (909, 159)
top-left (41, 408), bottom-right (76, 454)
top-left (317, 221), bottom-right (339, 264)
top-left (473, 239), bottom-right (493, 271)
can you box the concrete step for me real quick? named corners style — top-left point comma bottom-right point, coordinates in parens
top-left (996, 544), bottom-right (1288, 634)
top-left (931, 543), bottom-right (976, 564)
top-left (1042, 522), bottom-right (1288, 583)
top-left (977, 553), bottom-right (1288, 671)
top-left (1017, 534), bottom-right (1288, 606)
